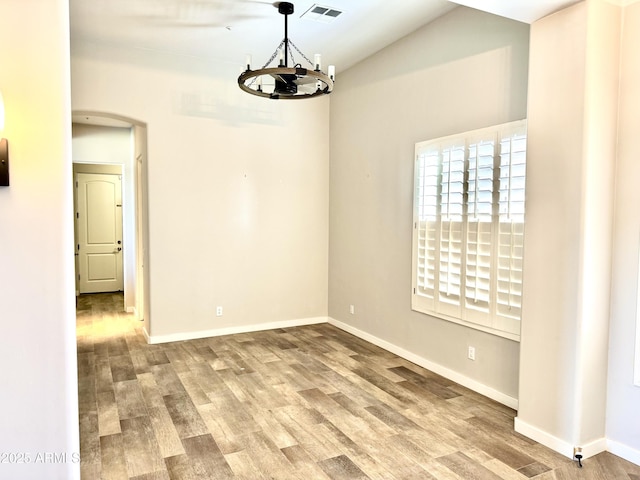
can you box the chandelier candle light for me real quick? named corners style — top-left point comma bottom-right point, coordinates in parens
top-left (238, 2), bottom-right (335, 99)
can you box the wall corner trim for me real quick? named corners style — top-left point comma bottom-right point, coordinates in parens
top-left (328, 317), bottom-right (519, 410)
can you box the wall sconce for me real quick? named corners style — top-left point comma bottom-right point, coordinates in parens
top-left (0, 90), bottom-right (9, 187)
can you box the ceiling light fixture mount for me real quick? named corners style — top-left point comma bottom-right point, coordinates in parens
top-left (238, 2), bottom-right (335, 100)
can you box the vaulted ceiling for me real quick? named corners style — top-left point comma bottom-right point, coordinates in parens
top-left (70, 0), bottom-right (580, 74)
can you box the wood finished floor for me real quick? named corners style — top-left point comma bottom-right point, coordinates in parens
top-left (77, 293), bottom-right (640, 480)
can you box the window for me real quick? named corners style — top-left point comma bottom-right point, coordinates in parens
top-left (412, 120), bottom-right (527, 340)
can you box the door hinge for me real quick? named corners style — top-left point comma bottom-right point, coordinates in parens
top-left (77, 244), bottom-right (80, 251)
top-left (413, 288), bottom-right (416, 294)
top-left (75, 181), bottom-right (78, 188)
top-left (76, 212), bottom-right (79, 219)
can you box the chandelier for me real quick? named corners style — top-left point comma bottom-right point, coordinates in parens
top-left (237, 2), bottom-right (335, 100)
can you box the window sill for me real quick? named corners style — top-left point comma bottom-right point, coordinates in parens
top-left (412, 304), bottom-right (521, 342)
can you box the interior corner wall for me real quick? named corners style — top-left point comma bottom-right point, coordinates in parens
top-left (0, 1), bottom-right (79, 479)
top-left (134, 123), bottom-right (151, 335)
top-left (328, 6), bottom-right (529, 401)
top-left (517, 2), bottom-right (586, 450)
top-left (72, 124), bottom-right (136, 311)
top-left (70, 52), bottom-right (330, 340)
top-left (606, 0), bottom-right (640, 463)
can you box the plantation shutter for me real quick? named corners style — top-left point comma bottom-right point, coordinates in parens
top-left (412, 119), bottom-right (527, 341)
top-left (496, 127), bottom-right (527, 334)
top-left (413, 149), bottom-right (439, 311)
top-left (464, 138), bottom-right (495, 325)
top-left (437, 144), bottom-right (465, 317)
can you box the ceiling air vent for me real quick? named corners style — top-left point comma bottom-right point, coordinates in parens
top-left (301, 4), bottom-right (343, 23)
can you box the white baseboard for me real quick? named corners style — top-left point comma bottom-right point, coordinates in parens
top-left (142, 326), bottom-right (150, 343)
top-left (144, 314), bottom-right (518, 407)
top-left (514, 417), bottom-right (608, 461)
top-left (126, 306), bottom-right (137, 315)
top-left (514, 417), bottom-right (575, 458)
top-left (608, 439), bottom-right (640, 466)
top-left (328, 317), bottom-right (518, 410)
top-left (582, 437), bottom-right (608, 460)
top-left (145, 316), bottom-right (328, 345)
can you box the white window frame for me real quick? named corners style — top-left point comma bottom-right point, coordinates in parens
top-left (411, 120), bottom-right (527, 341)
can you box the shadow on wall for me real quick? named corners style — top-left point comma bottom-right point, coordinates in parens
top-left (72, 41), bottom-right (288, 127)
top-left (172, 89), bottom-right (284, 127)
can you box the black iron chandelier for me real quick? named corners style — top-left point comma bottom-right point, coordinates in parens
top-left (237, 2), bottom-right (335, 100)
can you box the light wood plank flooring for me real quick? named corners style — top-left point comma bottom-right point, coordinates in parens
top-left (77, 293), bottom-right (640, 479)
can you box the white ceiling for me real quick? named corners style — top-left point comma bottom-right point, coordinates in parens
top-left (451, 0), bottom-right (581, 23)
top-left (70, 0), bottom-right (581, 76)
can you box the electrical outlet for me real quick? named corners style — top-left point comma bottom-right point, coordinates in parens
top-left (573, 447), bottom-right (582, 457)
top-left (468, 346), bottom-right (476, 361)
top-left (216, 306), bottom-right (223, 317)
top-left (349, 305), bottom-right (355, 315)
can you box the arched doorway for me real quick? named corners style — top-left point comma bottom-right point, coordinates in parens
top-left (72, 111), bottom-right (150, 336)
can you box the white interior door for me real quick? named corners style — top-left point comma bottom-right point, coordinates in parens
top-left (76, 173), bottom-right (124, 293)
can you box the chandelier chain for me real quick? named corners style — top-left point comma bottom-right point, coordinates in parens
top-left (249, 40), bottom-right (285, 87)
top-left (259, 39), bottom-right (320, 72)
top-left (287, 43), bottom-right (297, 67)
top-left (261, 40), bottom-right (286, 69)
top-left (289, 40), bottom-right (321, 72)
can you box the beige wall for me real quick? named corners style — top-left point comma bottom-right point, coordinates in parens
top-left (519, 2), bottom-right (588, 450)
top-left (72, 124), bottom-right (131, 164)
top-left (0, 0), bottom-right (79, 478)
top-left (606, 0), bottom-right (640, 461)
top-left (328, 7), bottom-right (529, 401)
top-left (71, 51), bottom-right (330, 340)
top-left (518, 0), bottom-right (635, 460)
